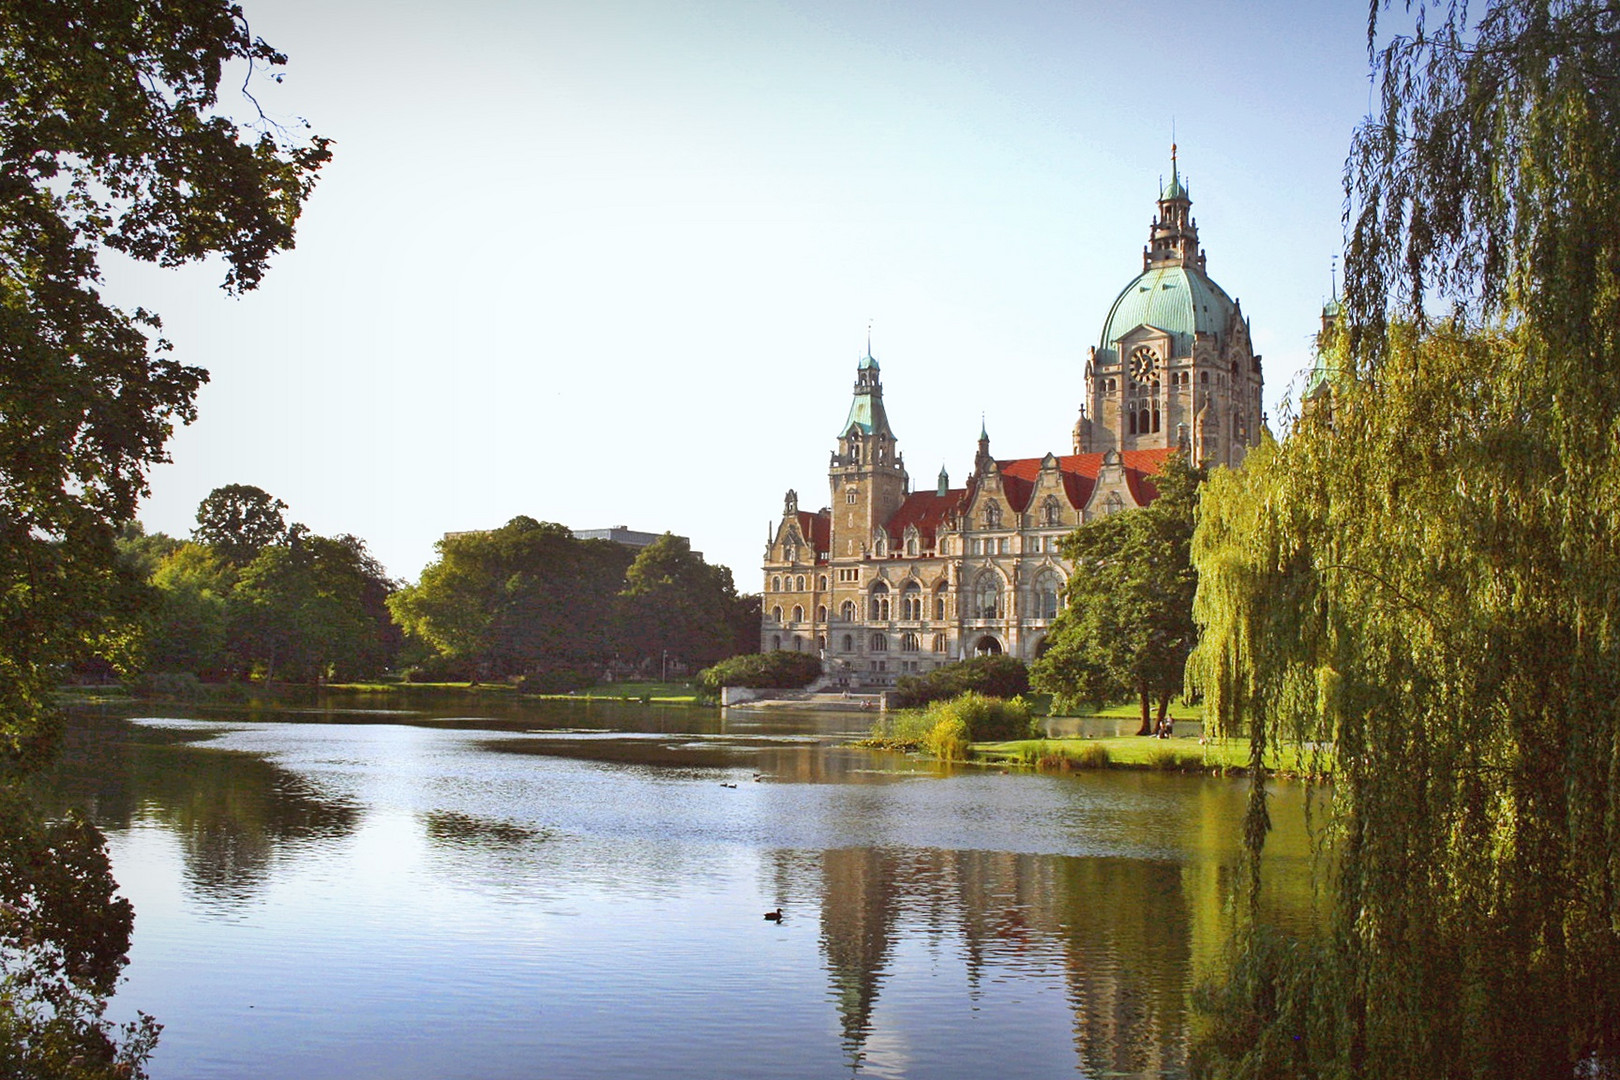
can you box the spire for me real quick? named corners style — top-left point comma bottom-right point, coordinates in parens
top-left (1146, 145), bottom-right (1201, 271)
top-left (841, 349), bottom-right (893, 438)
top-left (937, 465), bottom-right (949, 496)
top-left (974, 419), bottom-right (992, 477)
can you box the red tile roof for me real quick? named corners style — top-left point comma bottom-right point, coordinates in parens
top-left (797, 510), bottom-right (831, 555)
top-left (994, 448), bottom-right (1177, 511)
top-left (884, 489), bottom-right (964, 546)
top-left (882, 448), bottom-right (1178, 540)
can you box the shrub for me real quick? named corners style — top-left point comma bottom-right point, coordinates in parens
top-left (931, 691), bottom-right (1037, 742)
top-left (924, 715), bottom-right (972, 761)
top-left (130, 671), bottom-right (204, 701)
top-left (697, 651), bottom-right (822, 691)
top-left (890, 656), bottom-right (1030, 708)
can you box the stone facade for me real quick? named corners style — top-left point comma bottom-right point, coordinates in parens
top-left (761, 159), bottom-right (1264, 687)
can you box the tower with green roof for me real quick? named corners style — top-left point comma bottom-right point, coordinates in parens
top-left (829, 348), bottom-right (908, 559)
top-left (1072, 148), bottom-right (1266, 469)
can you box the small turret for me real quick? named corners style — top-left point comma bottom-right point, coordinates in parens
top-left (937, 466), bottom-right (949, 496)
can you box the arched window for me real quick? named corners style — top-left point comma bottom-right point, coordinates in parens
top-left (771, 605), bottom-right (783, 623)
top-left (816, 605), bottom-right (827, 622)
top-left (973, 575), bottom-right (1001, 620)
top-left (934, 589), bottom-right (947, 620)
top-left (1129, 409), bottom-right (1138, 435)
top-left (1041, 495), bottom-right (1062, 526)
top-left (869, 633), bottom-right (888, 652)
top-left (846, 490), bottom-right (857, 504)
top-left (906, 536), bottom-right (917, 556)
top-left (932, 633), bottom-right (947, 653)
top-left (791, 605), bottom-right (803, 623)
top-left (818, 576), bottom-right (827, 590)
top-left (900, 582), bottom-right (922, 620)
top-left (983, 500), bottom-right (1002, 528)
top-left (771, 576), bottom-right (780, 591)
top-left (842, 634), bottom-right (853, 652)
top-left (1035, 570), bottom-right (1063, 620)
top-left (1200, 370), bottom-right (1209, 385)
top-left (817, 635), bottom-right (826, 651)
top-left (772, 634), bottom-right (782, 650)
top-left (840, 600), bottom-right (856, 622)
top-left (1152, 407), bottom-right (1161, 433)
top-left (871, 581), bottom-right (891, 621)
top-left (795, 575), bottom-right (805, 591)
top-left (900, 632), bottom-right (920, 652)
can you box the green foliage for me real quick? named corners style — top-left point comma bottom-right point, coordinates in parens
top-left (1031, 453), bottom-right (1203, 735)
top-left (697, 650), bottom-right (822, 691)
top-left (1189, 4), bottom-right (1620, 1074)
top-left (191, 484), bottom-right (290, 566)
top-left (0, 786), bottom-right (161, 1078)
top-left (923, 714), bottom-right (971, 762)
top-left (0, 0), bottom-right (328, 771)
top-left (618, 534), bottom-right (748, 672)
top-left (889, 655), bottom-right (1030, 708)
top-left (516, 669), bottom-right (596, 695)
top-left (388, 518), bottom-right (634, 683)
top-left (143, 542), bottom-right (233, 675)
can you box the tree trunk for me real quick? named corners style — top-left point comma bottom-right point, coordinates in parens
top-left (1156, 694), bottom-right (1171, 737)
top-left (1137, 684), bottom-right (1152, 735)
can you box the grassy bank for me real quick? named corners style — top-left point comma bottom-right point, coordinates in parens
top-left (328, 680), bottom-right (702, 703)
top-left (975, 735), bottom-right (1330, 778)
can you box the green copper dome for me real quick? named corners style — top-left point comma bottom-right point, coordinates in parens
top-left (1096, 264), bottom-right (1237, 362)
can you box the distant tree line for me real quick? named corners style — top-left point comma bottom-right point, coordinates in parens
top-left (114, 489), bottom-right (757, 687)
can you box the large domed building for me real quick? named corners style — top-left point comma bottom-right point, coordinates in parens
top-left (1073, 155), bottom-right (1263, 468)
top-left (759, 157), bottom-right (1267, 685)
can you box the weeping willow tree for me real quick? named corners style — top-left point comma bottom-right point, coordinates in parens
top-left (1188, 2), bottom-right (1620, 1077)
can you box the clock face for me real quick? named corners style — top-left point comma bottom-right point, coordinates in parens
top-left (1129, 346), bottom-right (1158, 382)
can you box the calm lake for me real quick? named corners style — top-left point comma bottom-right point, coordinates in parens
top-left (41, 695), bottom-right (1319, 1080)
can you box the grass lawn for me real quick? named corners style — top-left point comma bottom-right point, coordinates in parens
top-left (325, 679), bottom-right (701, 703)
top-left (974, 734), bottom-right (1329, 777)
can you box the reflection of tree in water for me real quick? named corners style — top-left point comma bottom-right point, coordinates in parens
top-left (37, 713), bottom-right (359, 905)
top-left (1052, 858), bottom-right (1192, 1078)
top-left (816, 847), bottom-right (902, 1072)
top-left (798, 844), bottom-right (1200, 1077)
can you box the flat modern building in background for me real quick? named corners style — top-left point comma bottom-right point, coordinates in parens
top-left (760, 157), bottom-right (1265, 688)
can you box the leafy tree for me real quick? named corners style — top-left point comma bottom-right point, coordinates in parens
top-left (697, 651), bottom-right (823, 691)
top-left (192, 484), bottom-right (291, 566)
top-left (228, 533), bottom-right (394, 682)
top-left (0, 788), bottom-right (160, 1079)
top-left (144, 543), bottom-right (234, 676)
top-left (1189, 4), bottom-right (1620, 1076)
top-left (890, 656), bottom-right (1029, 709)
top-left (0, 0), bottom-right (328, 769)
top-left (618, 534), bottom-right (743, 673)
top-left (1031, 454), bottom-right (1203, 735)
top-left (389, 518), bottom-right (634, 683)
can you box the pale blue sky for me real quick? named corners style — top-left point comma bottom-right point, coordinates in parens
top-left (116, 0), bottom-right (1373, 584)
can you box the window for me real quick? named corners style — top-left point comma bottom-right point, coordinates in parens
top-left (932, 633), bottom-right (947, 653)
top-left (771, 576), bottom-right (780, 591)
top-left (795, 575), bottom-right (805, 591)
top-left (842, 634), bottom-right (853, 652)
top-left (817, 635), bottom-right (826, 651)
top-left (870, 581), bottom-right (891, 621)
top-left (1104, 491), bottom-right (1124, 515)
top-left (998, 537), bottom-right (1010, 554)
top-left (816, 605), bottom-right (827, 622)
top-left (772, 634), bottom-right (782, 650)
top-left (1040, 495), bottom-right (1062, 526)
top-left (983, 500), bottom-right (1002, 528)
top-left (900, 582), bottom-right (922, 620)
top-left (901, 632), bottom-right (920, 652)
top-left (771, 606), bottom-right (783, 622)
top-left (974, 576), bottom-right (1001, 620)
top-left (939, 538), bottom-right (949, 555)
top-left (906, 537), bottom-right (917, 556)
top-left (791, 605), bottom-right (803, 623)
top-left (818, 575), bottom-right (828, 590)
top-left (869, 633), bottom-right (888, 652)
top-left (1035, 570), bottom-right (1063, 620)
top-left (846, 489), bottom-right (857, 504)
top-left (792, 637), bottom-right (801, 652)
top-left (934, 591), bottom-right (946, 620)
top-left (840, 600), bottom-right (856, 621)
top-left (838, 568), bottom-right (859, 583)
top-left (971, 539), bottom-right (983, 556)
